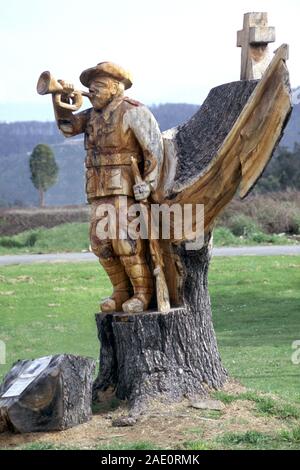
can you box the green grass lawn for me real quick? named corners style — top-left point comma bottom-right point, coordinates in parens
top-left (0, 223), bottom-right (297, 255)
top-left (210, 256), bottom-right (300, 402)
top-left (1, 256), bottom-right (299, 398)
top-left (0, 255), bottom-right (300, 449)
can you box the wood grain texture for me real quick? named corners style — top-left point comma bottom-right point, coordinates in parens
top-left (237, 12), bottom-right (275, 80)
top-left (157, 45), bottom-right (292, 243)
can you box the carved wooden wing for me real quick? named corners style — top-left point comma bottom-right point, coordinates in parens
top-left (154, 45), bottom-right (292, 244)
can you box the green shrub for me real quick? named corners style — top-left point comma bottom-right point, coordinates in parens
top-left (227, 214), bottom-right (261, 237)
top-left (25, 231), bottom-right (40, 247)
top-left (0, 237), bottom-right (24, 248)
top-left (249, 232), bottom-right (277, 244)
top-left (0, 230), bottom-right (40, 248)
top-left (213, 227), bottom-right (238, 246)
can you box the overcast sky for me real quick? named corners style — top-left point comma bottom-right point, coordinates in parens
top-left (1, 0), bottom-right (300, 120)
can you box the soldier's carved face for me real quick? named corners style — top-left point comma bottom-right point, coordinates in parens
top-left (88, 77), bottom-right (119, 110)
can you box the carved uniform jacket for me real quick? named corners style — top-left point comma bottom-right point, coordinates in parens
top-left (58, 97), bottom-right (164, 203)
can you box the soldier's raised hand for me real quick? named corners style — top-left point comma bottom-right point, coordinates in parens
top-left (133, 181), bottom-right (151, 201)
top-left (58, 80), bottom-right (75, 96)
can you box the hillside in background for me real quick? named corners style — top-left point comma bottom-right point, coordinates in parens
top-left (0, 103), bottom-right (199, 206)
top-left (0, 98), bottom-right (299, 207)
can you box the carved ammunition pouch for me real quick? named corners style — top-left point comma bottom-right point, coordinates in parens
top-left (85, 152), bottom-right (142, 202)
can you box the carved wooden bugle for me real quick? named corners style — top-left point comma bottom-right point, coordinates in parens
top-left (37, 71), bottom-right (90, 111)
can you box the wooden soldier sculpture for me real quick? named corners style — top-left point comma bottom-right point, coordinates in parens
top-left (37, 12), bottom-right (293, 415)
top-left (38, 63), bottom-right (164, 314)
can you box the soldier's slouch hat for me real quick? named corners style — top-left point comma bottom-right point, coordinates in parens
top-left (80, 62), bottom-right (132, 89)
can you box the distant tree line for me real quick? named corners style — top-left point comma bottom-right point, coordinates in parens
top-left (0, 103), bottom-right (299, 207)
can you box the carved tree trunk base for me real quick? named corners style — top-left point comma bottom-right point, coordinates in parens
top-left (94, 241), bottom-right (227, 416)
top-left (93, 308), bottom-right (227, 415)
top-left (94, 240), bottom-right (228, 416)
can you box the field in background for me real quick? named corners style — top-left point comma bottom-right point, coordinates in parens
top-left (0, 223), bottom-right (297, 256)
top-left (0, 223), bottom-right (90, 255)
top-left (0, 256), bottom-right (300, 449)
top-left (0, 191), bottom-right (299, 254)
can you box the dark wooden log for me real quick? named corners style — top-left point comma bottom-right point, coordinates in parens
top-left (0, 354), bottom-right (95, 433)
top-left (93, 239), bottom-right (227, 414)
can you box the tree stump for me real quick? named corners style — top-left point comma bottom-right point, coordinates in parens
top-left (0, 354), bottom-right (95, 433)
top-left (93, 239), bottom-right (227, 414)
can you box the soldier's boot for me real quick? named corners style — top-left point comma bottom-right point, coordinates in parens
top-left (120, 255), bottom-right (153, 313)
top-left (99, 257), bottom-right (132, 312)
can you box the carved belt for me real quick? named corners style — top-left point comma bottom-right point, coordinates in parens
top-left (87, 152), bottom-right (141, 167)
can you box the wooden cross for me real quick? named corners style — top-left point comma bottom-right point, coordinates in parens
top-left (237, 12), bottom-right (275, 80)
